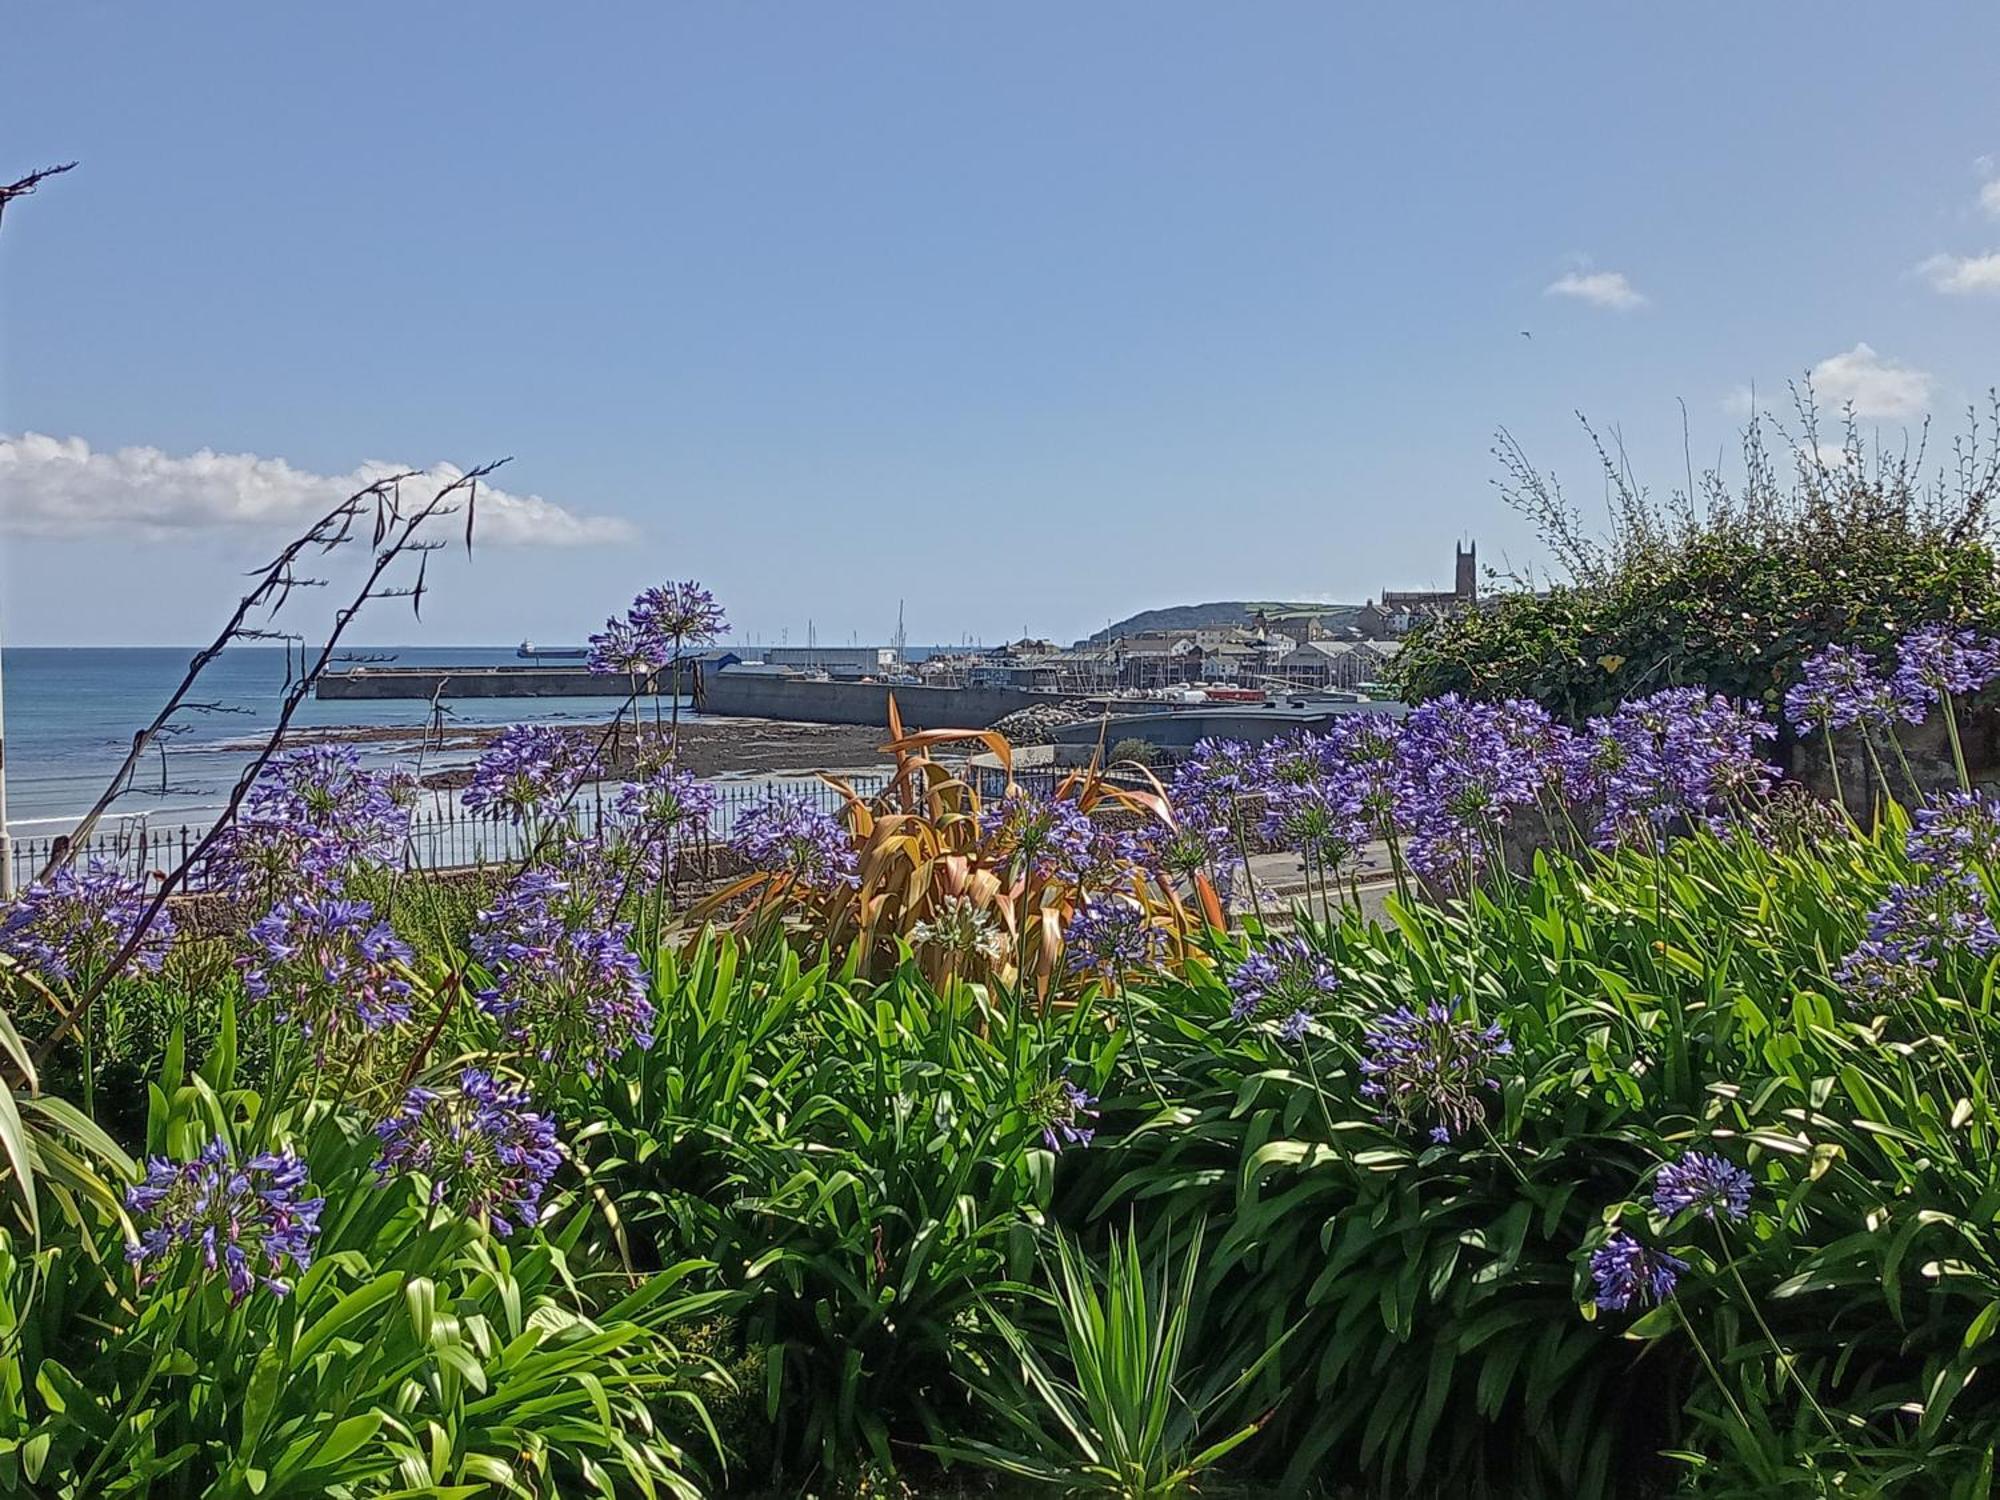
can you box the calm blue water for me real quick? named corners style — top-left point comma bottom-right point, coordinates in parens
top-left (2, 647), bottom-right (658, 829)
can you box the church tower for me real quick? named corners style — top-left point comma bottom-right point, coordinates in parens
top-left (1454, 541), bottom-right (1477, 601)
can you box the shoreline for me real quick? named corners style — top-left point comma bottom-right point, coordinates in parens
top-left (217, 713), bottom-right (905, 785)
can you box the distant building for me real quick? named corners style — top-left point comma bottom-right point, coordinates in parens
top-left (758, 645), bottom-right (899, 671)
top-left (1277, 639), bottom-right (1399, 690)
top-left (1379, 542), bottom-right (1477, 617)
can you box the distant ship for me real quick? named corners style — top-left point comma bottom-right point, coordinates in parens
top-left (516, 641), bottom-right (589, 660)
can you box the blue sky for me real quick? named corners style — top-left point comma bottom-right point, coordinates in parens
top-left (4, 4), bottom-right (1999, 647)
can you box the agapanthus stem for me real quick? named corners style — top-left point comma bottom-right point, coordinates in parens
top-left (1671, 1299), bottom-right (1758, 1439)
top-left (1716, 1229), bottom-right (1849, 1454)
top-left (1944, 695), bottom-right (1972, 796)
top-left (1822, 727), bottom-right (1851, 827)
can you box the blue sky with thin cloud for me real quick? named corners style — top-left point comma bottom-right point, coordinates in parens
top-left (5, 5), bottom-right (2000, 645)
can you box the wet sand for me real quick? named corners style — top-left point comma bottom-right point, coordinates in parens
top-left (257, 715), bottom-right (902, 786)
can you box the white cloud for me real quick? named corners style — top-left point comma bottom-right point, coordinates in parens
top-left (1806, 343), bottom-right (1934, 421)
top-left (0, 434), bottom-right (637, 546)
top-left (1918, 251), bottom-right (2000, 295)
top-left (1981, 178), bottom-right (2000, 219)
top-left (1543, 269), bottom-right (1648, 310)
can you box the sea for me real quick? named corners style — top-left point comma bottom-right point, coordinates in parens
top-left (1, 646), bottom-right (656, 833)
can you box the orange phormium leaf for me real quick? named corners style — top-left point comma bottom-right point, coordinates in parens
top-left (1089, 783), bottom-right (1175, 826)
top-left (880, 727), bottom-right (1015, 784)
top-left (1194, 872), bottom-right (1227, 930)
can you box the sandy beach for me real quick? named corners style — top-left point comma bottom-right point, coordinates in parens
top-left (253, 713), bottom-right (903, 786)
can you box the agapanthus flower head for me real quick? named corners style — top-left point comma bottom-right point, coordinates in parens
top-left (1031, 1073), bottom-right (1099, 1152)
top-left (627, 580), bottom-right (729, 657)
top-left (1589, 1231), bottom-right (1686, 1312)
top-left (731, 793), bottom-right (858, 886)
top-left (471, 862), bottom-right (654, 1077)
top-left (374, 1069), bottom-right (562, 1236)
top-left (981, 790), bottom-right (1095, 881)
top-left (909, 893), bottom-right (1010, 968)
top-left (0, 859), bottom-right (172, 990)
top-left (243, 892), bottom-right (414, 1041)
top-left (1170, 738), bottom-right (1261, 836)
top-left (462, 725), bottom-right (596, 827)
top-left (1785, 644), bottom-right (1907, 734)
top-left (1056, 819), bottom-right (1148, 893)
top-left (613, 764), bottom-right (717, 880)
top-left (587, 615), bottom-right (665, 676)
top-left (1836, 867), bottom-right (2000, 999)
top-left (1323, 713), bottom-right (1404, 836)
top-left (126, 1139), bottom-right (322, 1302)
top-left (1392, 696), bottom-right (1564, 884)
top-left (1136, 819), bottom-right (1233, 890)
top-left (1062, 900), bottom-right (1161, 979)
top-left (1891, 624), bottom-right (2000, 715)
top-left (1572, 688), bottom-right (1774, 847)
top-left (1358, 1000), bottom-right (1510, 1143)
top-left (213, 746), bottom-right (411, 893)
top-left (1228, 937), bottom-right (1338, 1030)
top-left (1908, 791), bottom-right (2000, 872)
top-left (1653, 1151), bottom-right (1753, 1222)
top-left (1252, 731), bottom-right (1369, 869)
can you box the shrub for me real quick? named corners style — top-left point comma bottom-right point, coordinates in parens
top-left (1391, 399), bottom-right (2000, 724)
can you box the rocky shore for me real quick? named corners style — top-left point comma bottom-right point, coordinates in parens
top-left (262, 714), bottom-right (902, 786)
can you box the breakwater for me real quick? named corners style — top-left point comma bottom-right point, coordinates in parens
top-left (317, 664), bottom-right (688, 700)
top-left (699, 674), bottom-right (1053, 729)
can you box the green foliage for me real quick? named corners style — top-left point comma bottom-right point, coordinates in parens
top-left (1065, 819), bottom-right (2000, 1496)
top-left (567, 939), bottom-right (1118, 1482)
top-left (0, 1008), bottom-right (728, 1498)
top-left (1391, 405), bottom-right (2000, 721)
top-left (945, 1220), bottom-right (1275, 1498)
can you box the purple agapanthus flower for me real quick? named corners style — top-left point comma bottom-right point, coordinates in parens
top-left (1358, 1001), bottom-right (1511, 1143)
top-left (1784, 644), bottom-right (1908, 734)
top-left (731, 793), bottom-right (858, 886)
top-left (1227, 937), bottom-right (1338, 1032)
top-left (1891, 625), bottom-right (2000, 716)
top-left (1135, 819), bottom-right (1235, 895)
top-left (981, 790), bottom-right (1096, 881)
top-left (1392, 696), bottom-right (1566, 884)
top-left (1589, 1232), bottom-right (1686, 1312)
top-left (1255, 731), bottom-right (1368, 869)
top-left (209, 747), bottom-right (411, 894)
top-left (1035, 1075), bottom-right (1099, 1152)
top-left (243, 892), bottom-right (415, 1041)
top-left (470, 864), bottom-right (654, 1076)
top-left (1836, 867), bottom-right (2000, 999)
top-left (126, 1140), bottom-right (323, 1302)
top-left (1323, 713), bottom-right (1404, 841)
top-left (1169, 738), bottom-right (1262, 837)
top-left (628, 580), bottom-right (730, 660)
top-left (1569, 688), bottom-right (1775, 846)
top-left (0, 859), bottom-right (173, 990)
top-left (1653, 1151), bottom-right (1753, 1222)
top-left (1062, 900), bottom-right (1161, 978)
top-left (1908, 791), bottom-right (2000, 872)
top-left (374, 1069), bottom-right (562, 1236)
top-left (462, 725), bottom-right (596, 826)
top-left (614, 764), bottom-right (718, 880)
top-left (586, 615), bottom-right (665, 677)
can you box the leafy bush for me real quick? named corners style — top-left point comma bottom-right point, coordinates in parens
top-left (568, 937), bottom-right (1122, 1482)
top-left (946, 1220), bottom-right (1275, 1498)
top-left (0, 1017), bottom-right (727, 1498)
top-left (1391, 401), bottom-right (2000, 723)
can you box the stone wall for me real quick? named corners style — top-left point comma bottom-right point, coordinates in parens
top-left (700, 675), bottom-right (1053, 730)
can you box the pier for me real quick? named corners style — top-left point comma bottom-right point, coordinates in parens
top-left (316, 663), bottom-right (691, 700)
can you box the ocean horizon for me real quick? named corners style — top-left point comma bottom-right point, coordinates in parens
top-left (0, 645), bottom-right (651, 830)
